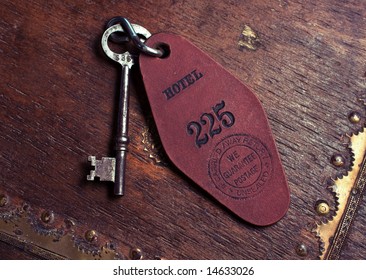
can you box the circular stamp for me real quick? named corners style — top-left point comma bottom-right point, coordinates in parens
top-left (208, 134), bottom-right (272, 199)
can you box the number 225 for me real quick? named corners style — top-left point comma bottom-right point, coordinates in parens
top-left (186, 100), bottom-right (235, 148)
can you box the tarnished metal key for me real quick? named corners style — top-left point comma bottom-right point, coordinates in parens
top-left (87, 22), bottom-right (152, 195)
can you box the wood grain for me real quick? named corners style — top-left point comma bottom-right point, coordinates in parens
top-left (1, 0), bottom-right (366, 259)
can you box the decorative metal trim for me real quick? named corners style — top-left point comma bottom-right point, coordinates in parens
top-left (0, 230), bottom-right (66, 259)
top-left (326, 145), bottom-right (366, 259)
top-left (315, 129), bottom-right (366, 259)
top-left (0, 196), bottom-right (122, 260)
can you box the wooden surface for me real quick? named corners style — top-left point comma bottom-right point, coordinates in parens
top-left (1, 0), bottom-right (366, 259)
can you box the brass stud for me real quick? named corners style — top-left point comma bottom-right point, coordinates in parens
top-left (296, 244), bottom-right (308, 257)
top-left (64, 218), bottom-right (76, 229)
top-left (85, 230), bottom-right (98, 242)
top-left (22, 203), bottom-right (30, 212)
top-left (331, 154), bottom-right (345, 167)
top-left (0, 194), bottom-right (8, 207)
top-left (316, 201), bottom-right (330, 215)
top-left (154, 256), bottom-right (167, 260)
top-left (348, 111), bottom-right (361, 124)
top-left (41, 211), bottom-right (54, 224)
top-left (14, 229), bottom-right (23, 236)
top-left (130, 248), bottom-right (143, 260)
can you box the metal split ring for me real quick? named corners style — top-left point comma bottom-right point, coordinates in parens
top-left (104, 16), bottom-right (163, 58)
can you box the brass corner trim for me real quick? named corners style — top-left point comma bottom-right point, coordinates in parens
top-left (0, 202), bottom-right (121, 260)
top-left (315, 129), bottom-right (366, 259)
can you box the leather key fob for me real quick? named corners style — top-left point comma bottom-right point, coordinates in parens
top-left (139, 33), bottom-right (290, 226)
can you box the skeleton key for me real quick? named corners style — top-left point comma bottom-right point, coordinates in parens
top-left (87, 22), bottom-right (155, 195)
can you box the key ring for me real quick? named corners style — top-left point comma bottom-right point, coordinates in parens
top-left (105, 17), bottom-right (163, 58)
top-left (106, 17), bottom-right (130, 43)
top-left (101, 23), bottom-right (152, 65)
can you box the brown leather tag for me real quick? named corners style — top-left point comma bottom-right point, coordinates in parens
top-left (139, 33), bottom-right (290, 226)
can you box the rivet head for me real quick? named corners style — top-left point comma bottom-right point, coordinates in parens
top-left (14, 229), bottom-right (23, 236)
top-left (348, 111), bottom-right (361, 124)
top-left (331, 154), bottom-right (345, 167)
top-left (316, 201), bottom-right (330, 215)
top-left (85, 230), bottom-right (97, 242)
top-left (154, 256), bottom-right (167, 260)
top-left (0, 194), bottom-right (8, 207)
top-left (130, 248), bottom-right (143, 260)
top-left (41, 211), bottom-right (54, 223)
top-left (296, 244), bottom-right (308, 257)
top-left (64, 218), bottom-right (75, 229)
top-left (22, 203), bottom-right (30, 212)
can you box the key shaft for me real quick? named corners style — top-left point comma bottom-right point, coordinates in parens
top-left (114, 53), bottom-right (134, 195)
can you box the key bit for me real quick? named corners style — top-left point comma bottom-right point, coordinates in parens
top-left (87, 22), bottom-right (152, 196)
top-left (87, 156), bottom-right (116, 182)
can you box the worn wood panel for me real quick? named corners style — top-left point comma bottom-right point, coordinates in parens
top-left (0, 0), bottom-right (365, 259)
